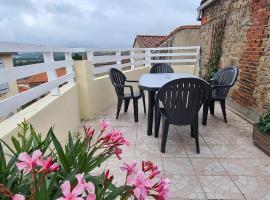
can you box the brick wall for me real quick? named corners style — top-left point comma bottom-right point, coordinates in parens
top-left (200, 0), bottom-right (270, 122)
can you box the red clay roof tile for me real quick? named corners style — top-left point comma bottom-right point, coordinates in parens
top-left (134, 35), bottom-right (167, 48)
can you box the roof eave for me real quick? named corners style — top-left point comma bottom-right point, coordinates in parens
top-left (197, 0), bottom-right (218, 21)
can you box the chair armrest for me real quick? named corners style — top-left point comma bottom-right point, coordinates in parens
top-left (113, 83), bottom-right (134, 97)
top-left (126, 80), bottom-right (139, 83)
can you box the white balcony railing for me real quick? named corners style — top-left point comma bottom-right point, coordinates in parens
top-left (0, 42), bottom-right (200, 119)
top-left (0, 42), bottom-right (75, 118)
top-left (86, 46), bottom-right (200, 76)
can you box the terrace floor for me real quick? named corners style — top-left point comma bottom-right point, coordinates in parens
top-left (80, 100), bottom-right (270, 200)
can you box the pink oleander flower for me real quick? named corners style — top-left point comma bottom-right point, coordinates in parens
top-left (142, 161), bottom-right (158, 173)
top-left (12, 194), bottom-right (25, 200)
top-left (57, 180), bottom-right (84, 200)
top-left (114, 147), bottom-right (123, 160)
top-left (99, 119), bottom-right (110, 131)
top-left (76, 174), bottom-right (96, 200)
top-left (153, 178), bottom-right (171, 200)
top-left (84, 126), bottom-right (95, 139)
top-left (104, 169), bottom-right (113, 183)
top-left (120, 160), bottom-right (138, 175)
top-left (36, 156), bottom-right (59, 174)
top-left (102, 130), bottom-right (129, 146)
top-left (127, 171), bottom-right (153, 200)
top-left (148, 169), bottom-right (161, 179)
top-left (16, 150), bottom-right (42, 174)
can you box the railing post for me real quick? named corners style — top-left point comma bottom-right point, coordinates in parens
top-left (130, 50), bottom-right (135, 70)
top-left (194, 47), bottom-right (201, 75)
top-left (65, 52), bottom-right (75, 84)
top-left (43, 52), bottom-right (60, 96)
top-left (116, 51), bottom-right (121, 70)
top-left (87, 51), bottom-right (95, 79)
top-left (145, 49), bottom-right (151, 66)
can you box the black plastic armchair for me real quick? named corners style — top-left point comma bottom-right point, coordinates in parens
top-left (202, 66), bottom-right (239, 125)
top-left (109, 68), bottom-right (146, 122)
top-left (155, 78), bottom-right (210, 153)
top-left (150, 63), bottom-right (174, 74)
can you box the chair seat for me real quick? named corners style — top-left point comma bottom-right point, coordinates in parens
top-left (123, 91), bottom-right (143, 99)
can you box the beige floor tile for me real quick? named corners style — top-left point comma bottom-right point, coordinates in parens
top-left (202, 134), bottom-right (231, 145)
top-left (162, 158), bottom-right (195, 175)
top-left (166, 174), bottom-right (206, 199)
top-left (234, 144), bottom-right (269, 158)
top-left (208, 144), bottom-right (244, 158)
top-left (222, 134), bottom-right (253, 145)
top-left (199, 176), bottom-right (244, 199)
top-left (248, 158), bottom-right (270, 176)
top-left (160, 144), bottom-right (188, 158)
top-left (232, 176), bottom-right (270, 200)
top-left (190, 158), bottom-right (227, 176)
top-left (185, 144), bottom-right (215, 158)
top-left (219, 158), bottom-right (258, 176)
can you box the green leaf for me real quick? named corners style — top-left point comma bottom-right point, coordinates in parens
top-left (0, 139), bottom-right (16, 155)
top-left (104, 186), bottom-right (130, 200)
top-left (50, 132), bottom-right (69, 173)
top-left (11, 137), bottom-right (21, 152)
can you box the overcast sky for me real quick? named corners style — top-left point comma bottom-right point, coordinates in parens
top-left (0, 0), bottom-right (200, 48)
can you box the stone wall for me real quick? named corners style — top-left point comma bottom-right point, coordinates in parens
top-left (200, 0), bottom-right (270, 122)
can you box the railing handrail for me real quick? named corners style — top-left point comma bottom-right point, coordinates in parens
top-left (88, 46), bottom-right (200, 76)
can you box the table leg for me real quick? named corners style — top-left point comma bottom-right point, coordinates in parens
top-left (147, 91), bottom-right (155, 136)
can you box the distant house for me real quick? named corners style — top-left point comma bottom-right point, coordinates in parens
top-left (133, 25), bottom-right (200, 48)
top-left (17, 68), bottom-right (67, 93)
top-left (133, 35), bottom-right (167, 48)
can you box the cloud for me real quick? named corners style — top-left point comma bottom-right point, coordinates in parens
top-left (0, 0), bottom-right (201, 48)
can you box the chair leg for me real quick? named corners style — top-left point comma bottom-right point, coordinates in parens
top-left (142, 92), bottom-right (146, 114)
top-left (133, 98), bottom-right (138, 122)
top-left (154, 107), bottom-right (161, 138)
top-left (124, 99), bottom-right (130, 112)
top-left (160, 118), bottom-right (169, 153)
top-left (220, 99), bottom-right (227, 123)
top-left (193, 114), bottom-right (200, 154)
top-left (202, 101), bottom-right (209, 126)
top-left (210, 100), bottom-right (215, 115)
top-left (116, 99), bottom-right (123, 119)
top-left (191, 125), bottom-right (195, 138)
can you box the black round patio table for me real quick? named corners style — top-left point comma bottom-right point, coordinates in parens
top-left (139, 73), bottom-right (198, 136)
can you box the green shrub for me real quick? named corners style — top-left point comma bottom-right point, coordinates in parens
top-left (257, 108), bottom-right (270, 134)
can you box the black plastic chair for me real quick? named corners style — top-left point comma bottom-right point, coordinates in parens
top-left (155, 78), bottom-right (210, 153)
top-left (109, 68), bottom-right (146, 122)
top-left (202, 66), bottom-right (239, 125)
top-left (150, 63), bottom-right (174, 74)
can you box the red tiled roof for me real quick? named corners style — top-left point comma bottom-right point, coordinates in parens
top-left (17, 68), bottom-right (67, 85)
top-left (157, 25), bottom-right (201, 46)
top-left (18, 85), bottom-right (30, 93)
top-left (133, 35), bottom-right (167, 48)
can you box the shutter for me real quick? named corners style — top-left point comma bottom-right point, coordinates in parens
top-left (0, 59), bottom-right (9, 94)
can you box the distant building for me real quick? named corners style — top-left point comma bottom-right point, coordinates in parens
top-left (133, 35), bottom-right (167, 48)
top-left (133, 25), bottom-right (200, 48)
top-left (17, 68), bottom-right (67, 92)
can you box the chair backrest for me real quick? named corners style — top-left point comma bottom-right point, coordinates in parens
top-left (150, 63), bottom-right (174, 74)
top-left (212, 66), bottom-right (239, 99)
top-left (156, 78), bottom-right (210, 125)
top-left (109, 68), bottom-right (127, 97)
